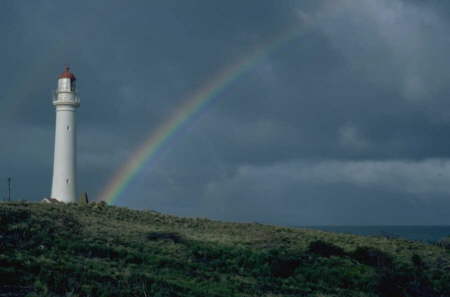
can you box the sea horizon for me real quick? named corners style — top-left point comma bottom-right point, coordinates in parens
top-left (296, 225), bottom-right (450, 243)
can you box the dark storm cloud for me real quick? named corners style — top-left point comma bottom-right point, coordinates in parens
top-left (1, 0), bottom-right (450, 224)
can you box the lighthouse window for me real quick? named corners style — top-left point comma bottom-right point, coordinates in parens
top-left (66, 179), bottom-right (69, 184)
top-left (66, 125), bottom-right (70, 131)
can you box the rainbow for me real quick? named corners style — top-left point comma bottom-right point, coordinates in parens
top-left (98, 28), bottom-right (303, 204)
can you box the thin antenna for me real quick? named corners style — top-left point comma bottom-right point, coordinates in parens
top-left (7, 177), bottom-right (11, 201)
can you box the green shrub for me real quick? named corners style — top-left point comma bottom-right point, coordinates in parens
top-left (411, 254), bottom-right (426, 270)
top-left (351, 246), bottom-right (393, 269)
top-left (0, 207), bottom-right (31, 231)
top-left (436, 236), bottom-right (450, 250)
top-left (307, 240), bottom-right (346, 258)
top-left (265, 249), bottom-right (301, 278)
top-left (147, 231), bottom-right (184, 243)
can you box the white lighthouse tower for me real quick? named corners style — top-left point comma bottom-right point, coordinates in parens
top-left (50, 67), bottom-right (80, 203)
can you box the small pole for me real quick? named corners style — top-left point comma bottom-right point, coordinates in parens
top-left (7, 177), bottom-right (11, 201)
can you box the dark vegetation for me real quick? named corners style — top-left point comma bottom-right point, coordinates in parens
top-left (0, 202), bottom-right (449, 297)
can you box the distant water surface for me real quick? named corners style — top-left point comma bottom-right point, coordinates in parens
top-left (300, 226), bottom-right (450, 243)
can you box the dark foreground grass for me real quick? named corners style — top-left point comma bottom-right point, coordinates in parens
top-left (0, 202), bottom-right (449, 297)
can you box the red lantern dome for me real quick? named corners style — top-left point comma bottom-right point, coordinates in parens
top-left (59, 66), bottom-right (76, 81)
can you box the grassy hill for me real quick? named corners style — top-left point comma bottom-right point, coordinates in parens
top-left (0, 201), bottom-right (449, 297)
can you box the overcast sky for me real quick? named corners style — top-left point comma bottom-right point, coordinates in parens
top-left (2, 0), bottom-right (450, 225)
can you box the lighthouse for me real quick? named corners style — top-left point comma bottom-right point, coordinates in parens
top-left (50, 67), bottom-right (80, 203)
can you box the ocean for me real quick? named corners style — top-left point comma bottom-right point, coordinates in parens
top-left (301, 225), bottom-right (450, 243)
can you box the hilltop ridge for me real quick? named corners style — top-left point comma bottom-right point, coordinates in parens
top-left (0, 201), bottom-right (449, 297)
